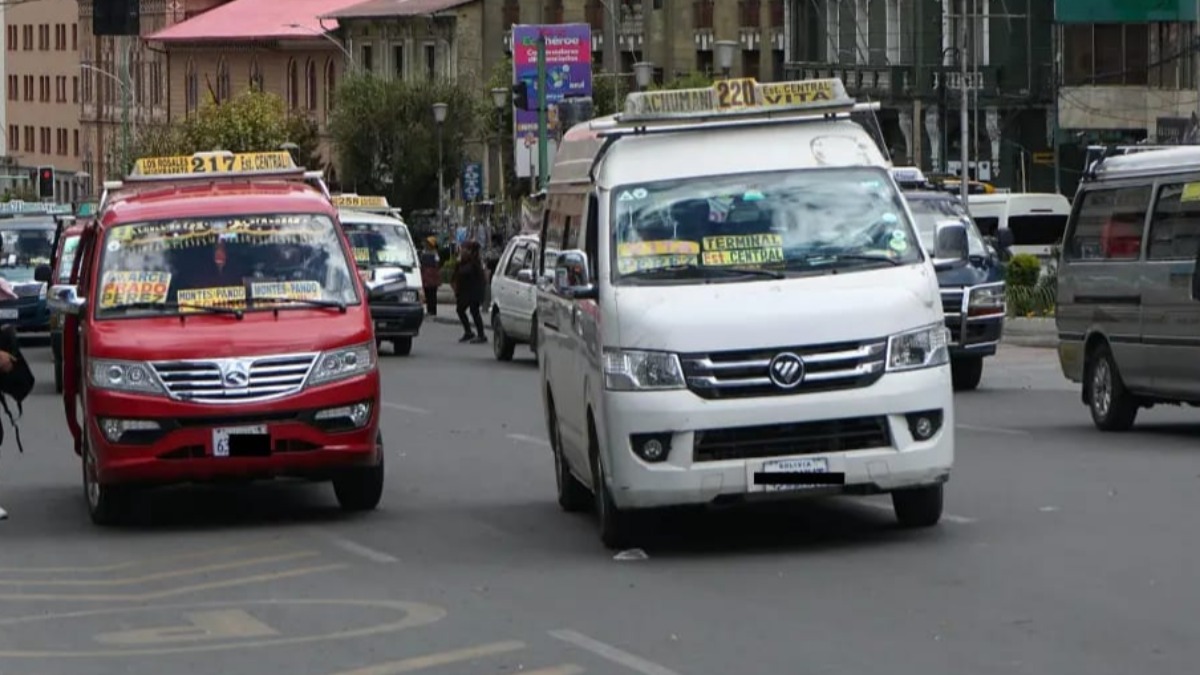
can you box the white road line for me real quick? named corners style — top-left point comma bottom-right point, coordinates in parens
top-left (310, 529), bottom-right (399, 564)
top-left (550, 629), bottom-right (681, 675)
top-left (956, 423), bottom-right (1030, 436)
top-left (507, 433), bottom-right (551, 447)
top-left (383, 402), bottom-right (431, 415)
top-left (855, 500), bottom-right (977, 524)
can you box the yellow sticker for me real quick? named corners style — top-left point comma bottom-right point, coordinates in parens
top-left (354, 247), bottom-right (371, 263)
top-left (133, 151), bottom-right (296, 177)
top-left (250, 280), bottom-right (322, 301)
top-left (377, 248), bottom-right (405, 264)
top-left (1182, 182), bottom-right (1200, 203)
top-left (617, 240), bottom-right (700, 257)
top-left (177, 286), bottom-right (246, 313)
top-left (99, 271), bottom-right (171, 308)
top-left (333, 195), bottom-right (390, 209)
top-left (617, 254), bottom-right (699, 274)
top-left (700, 234), bottom-right (784, 266)
top-left (702, 234), bottom-right (783, 251)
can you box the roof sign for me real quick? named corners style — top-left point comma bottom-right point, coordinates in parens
top-left (0, 200), bottom-right (73, 215)
top-left (621, 77), bottom-right (855, 123)
top-left (332, 194), bottom-right (391, 209)
top-left (129, 150), bottom-right (298, 179)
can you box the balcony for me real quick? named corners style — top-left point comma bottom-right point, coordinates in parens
top-left (739, 0), bottom-right (760, 27)
top-left (694, 0), bottom-right (713, 30)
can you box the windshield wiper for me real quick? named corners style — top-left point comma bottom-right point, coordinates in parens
top-left (787, 253), bottom-right (902, 269)
top-left (253, 296), bottom-right (348, 314)
top-left (109, 301), bottom-right (244, 319)
top-left (624, 264), bottom-right (783, 281)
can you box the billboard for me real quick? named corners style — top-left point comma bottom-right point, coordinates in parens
top-left (511, 23), bottom-right (593, 180)
top-left (1055, 0), bottom-right (1192, 23)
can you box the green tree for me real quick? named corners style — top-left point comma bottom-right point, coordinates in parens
top-left (329, 74), bottom-right (485, 211)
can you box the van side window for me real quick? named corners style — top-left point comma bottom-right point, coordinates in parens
top-left (539, 197), bottom-right (566, 274)
top-left (503, 243), bottom-right (529, 278)
top-left (1007, 214), bottom-right (1069, 247)
top-left (584, 192), bottom-right (599, 264)
top-left (1064, 186), bottom-right (1151, 261)
top-left (1148, 182), bottom-right (1200, 261)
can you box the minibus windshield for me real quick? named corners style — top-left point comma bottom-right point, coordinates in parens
top-left (342, 220), bottom-right (418, 270)
top-left (611, 167), bottom-right (924, 284)
top-left (905, 197), bottom-right (989, 258)
top-left (95, 213), bottom-right (360, 318)
top-left (56, 235), bottom-right (80, 283)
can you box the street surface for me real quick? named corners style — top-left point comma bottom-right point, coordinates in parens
top-left (1, 326), bottom-right (1198, 675)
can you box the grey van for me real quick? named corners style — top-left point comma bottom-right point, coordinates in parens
top-left (1056, 146), bottom-right (1200, 430)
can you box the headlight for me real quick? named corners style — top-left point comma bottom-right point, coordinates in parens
top-left (967, 283), bottom-right (1005, 316)
top-left (886, 324), bottom-right (950, 372)
top-left (305, 342), bottom-right (376, 387)
top-left (603, 348), bottom-right (686, 391)
top-left (88, 359), bottom-right (165, 394)
top-left (38, 284), bottom-right (47, 300)
top-left (399, 289), bottom-right (419, 303)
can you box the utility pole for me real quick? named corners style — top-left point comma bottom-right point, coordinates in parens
top-left (959, 0), bottom-right (969, 205)
top-left (537, 34), bottom-right (548, 191)
top-left (913, 0), bottom-right (924, 169)
top-left (605, 0), bottom-right (620, 113)
top-left (118, 35), bottom-right (131, 175)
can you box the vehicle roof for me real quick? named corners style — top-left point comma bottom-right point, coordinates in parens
top-left (1089, 146), bottom-right (1200, 181)
top-left (0, 217), bottom-right (59, 230)
top-left (337, 209), bottom-right (409, 226)
top-left (100, 181), bottom-right (335, 227)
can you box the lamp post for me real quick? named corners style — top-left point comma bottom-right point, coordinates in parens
top-left (490, 87), bottom-right (507, 202)
top-left (432, 102), bottom-right (448, 236)
top-left (714, 40), bottom-right (737, 79)
top-left (286, 23), bottom-right (355, 69)
top-left (633, 62), bottom-right (654, 91)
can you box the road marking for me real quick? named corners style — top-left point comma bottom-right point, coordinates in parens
top-left (0, 550), bottom-right (319, 587)
top-left (327, 641), bottom-right (526, 675)
top-left (0, 541), bottom-right (280, 574)
top-left (550, 629), bottom-right (680, 675)
top-left (956, 423), bottom-right (1030, 436)
top-left (0, 563), bottom-right (348, 602)
top-left (94, 609), bottom-right (279, 646)
top-left (855, 500), bottom-right (977, 524)
top-left (383, 402), bottom-right (431, 416)
top-left (522, 666), bottom-right (584, 675)
top-left (311, 530), bottom-right (398, 564)
top-left (0, 598), bottom-right (446, 658)
top-left (507, 433), bottom-right (551, 447)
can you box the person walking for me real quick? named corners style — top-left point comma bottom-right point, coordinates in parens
top-left (0, 272), bottom-right (20, 521)
top-left (452, 241), bottom-right (487, 344)
top-left (419, 236), bottom-right (441, 316)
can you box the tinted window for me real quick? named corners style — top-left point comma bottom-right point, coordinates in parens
top-left (342, 220), bottom-right (417, 269)
top-left (504, 242), bottom-right (530, 278)
top-left (905, 197), bottom-right (988, 257)
top-left (56, 234), bottom-right (79, 283)
top-left (1148, 182), bottom-right (1200, 261)
top-left (1065, 186), bottom-right (1151, 261)
top-left (1009, 214), bottom-right (1069, 247)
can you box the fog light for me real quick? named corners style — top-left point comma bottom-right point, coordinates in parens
top-left (314, 402), bottom-right (372, 430)
top-left (630, 433), bottom-right (672, 463)
top-left (99, 418), bottom-right (161, 444)
top-left (905, 410), bottom-right (944, 441)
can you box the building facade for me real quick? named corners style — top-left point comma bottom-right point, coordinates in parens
top-left (784, 0), bottom-right (1057, 193)
top-left (5, 0), bottom-right (86, 201)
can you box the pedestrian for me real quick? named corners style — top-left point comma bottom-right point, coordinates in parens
top-left (419, 236), bottom-right (441, 316)
top-left (452, 240), bottom-right (487, 344)
top-left (0, 267), bottom-right (22, 522)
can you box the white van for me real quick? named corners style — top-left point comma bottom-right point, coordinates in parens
top-left (967, 193), bottom-right (1071, 262)
top-left (536, 78), bottom-right (955, 548)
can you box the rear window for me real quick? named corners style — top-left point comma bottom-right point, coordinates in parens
top-left (1008, 214), bottom-right (1069, 247)
top-left (1064, 186), bottom-right (1151, 261)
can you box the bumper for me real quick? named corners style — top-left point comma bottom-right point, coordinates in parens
top-left (0, 299), bottom-right (49, 331)
top-left (947, 315), bottom-right (1002, 358)
top-left (86, 373), bottom-right (381, 486)
top-left (599, 366), bottom-right (954, 509)
top-left (370, 302), bottom-right (424, 338)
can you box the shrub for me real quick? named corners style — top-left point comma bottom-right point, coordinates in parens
top-left (1006, 253), bottom-right (1041, 287)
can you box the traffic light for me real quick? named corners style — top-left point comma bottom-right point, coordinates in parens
top-left (37, 167), bottom-right (54, 200)
top-left (511, 81), bottom-right (532, 111)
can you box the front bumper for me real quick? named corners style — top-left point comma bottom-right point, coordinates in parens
top-left (0, 297), bottom-right (49, 331)
top-left (85, 373), bottom-right (381, 486)
top-left (370, 302), bottom-right (424, 338)
top-left (599, 366), bottom-right (955, 509)
top-left (941, 287), bottom-right (1003, 358)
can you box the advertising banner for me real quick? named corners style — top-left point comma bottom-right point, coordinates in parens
top-left (511, 23), bottom-right (593, 179)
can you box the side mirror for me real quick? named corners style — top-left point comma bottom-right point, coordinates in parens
top-left (933, 222), bottom-right (970, 270)
top-left (33, 264), bottom-right (52, 283)
top-left (995, 228), bottom-right (1015, 250)
top-left (48, 285), bottom-right (84, 316)
top-left (516, 268), bottom-right (534, 283)
top-left (553, 249), bottom-right (598, 299)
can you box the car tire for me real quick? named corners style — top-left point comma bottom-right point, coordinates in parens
top-left (1084, 343), bottom-right (1139, 432)
top-left (549, 401), bottom-right (589, 513)
top-left (892, 484), bottom-right (943, 528)
top-left (333, 432), bottom-right (385, 512)
top-left (392, 337), bottom-right (413, 357)
top-left (54, 357), bottom-right (63, 394)
top-left (492, 312), bottom-right (515, 361)
top-left (82, 435), bottom-right (128, 526)
top-left (590, 426), bottom-right (635, 550)
top-left (950, 356), bottom-right (984, 391)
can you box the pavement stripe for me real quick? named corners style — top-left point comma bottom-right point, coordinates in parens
top-left (550, 629), bottom-right (681, 675)
top-left (507, 433), bottom-right (551, 447)
top-left (522, 666), bottom-right (584, 675)
top-left (957, 423), bottom-right (1030, 436)
top-left (326, 640), bottom-right (526, 675)
top-left (383, 402), bottom-right (431, 415)
top-left (0, 541), bottom-right (280, 574)
top-left (855, 500), bottom-right (977, 524)
top-left (0, 550), bottom-right (319, 587)
top-left (312, 530), bottom-right (399, 564)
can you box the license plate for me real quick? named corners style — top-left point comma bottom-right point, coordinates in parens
top-left (212, 426), bottom-right (268, 458)
top-left (0, 308), bottom-right (18, 320)
top-left (751, 457), bottom-right (831, 492)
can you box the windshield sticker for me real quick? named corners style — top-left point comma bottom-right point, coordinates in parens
top-left (376, 247), bottom-right (406, 264)
top-left (701, 234), bottom-right (785, 266)
top-left (1183, 183), bottom-right (1200, 202)
top-left (99, 271), bottom-right (171, 308)
top-left (177, 286), bottom-right (246, 312)
top-left (889, 231), bottom-right (909, 253)
top-left (250, 280), bottom-right (322, 302)
top-left (113, 216), bottom-right (324, 250)
top-left (618, 240), bottom-right (700, 257)
top-left (617, 254), bottom-right (699, 274)
top-left (354, 247), bottom-right (370, 263)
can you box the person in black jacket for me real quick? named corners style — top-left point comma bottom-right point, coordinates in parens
top-left (452, 240), bottom-right (487, 343)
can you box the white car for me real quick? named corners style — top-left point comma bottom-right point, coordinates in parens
top-left (489, 233), bottom-right (540, 361)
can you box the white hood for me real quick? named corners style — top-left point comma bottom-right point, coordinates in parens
top-left (612, 265), bottom-right (941, 353)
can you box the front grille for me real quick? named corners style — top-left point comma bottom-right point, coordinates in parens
top-left (680, 339), bottom-right (887, 400)
top-left (941, 288), bottom-right (965, 345)
top-left (151, 353), bottom-right (317, 404)
top-left (693, 416), bottom-right (892, 462)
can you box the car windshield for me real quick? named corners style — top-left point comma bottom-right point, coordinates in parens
top-left (95, 213), bottom-right (359, 318)
top-left (56, 234), bottom-right (80, 283)
top-left (611, 167), bottom-right (924, 284)
top-left (905, 197), bottom-right (989, 258)
top-left (341, 220), bottom-right (417, 269)
top-left (0, 225), bottom-right (55, 283)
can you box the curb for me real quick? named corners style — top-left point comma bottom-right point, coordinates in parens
top-left (1002, 317), bottom-right (1057, 349)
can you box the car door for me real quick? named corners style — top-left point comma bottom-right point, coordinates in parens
top-left (538, 197), bottom-right (572, 435)
top-left (62, 223), bottom-right (96, 456)
top-left (1140, 179), bottom-right (1200, 396)
top-left (492, 240), bottom-right (520, 325)
top-left (513, 241), bottom-right (540, 342)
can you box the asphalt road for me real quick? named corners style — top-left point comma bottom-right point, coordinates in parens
top-left (1, 326), bottom-right (1198, 675)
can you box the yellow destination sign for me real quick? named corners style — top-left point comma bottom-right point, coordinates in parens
top-left (701, 234), bottom-right (784, 267)
top-left (250, 280), bottom-right (322, 302)
top-left (177, 286), bottom-right (247, 313)
top-left (333, 195), bottom-right (390, 209)
top-left (623, 78), bottom-right (851, 121)
top-left (132, 151), bottom-right (297, 177)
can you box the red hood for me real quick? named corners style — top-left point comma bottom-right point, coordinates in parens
top-left (88, 306), bottom-right (372, 361)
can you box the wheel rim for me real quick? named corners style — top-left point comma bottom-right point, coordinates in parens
top-left (84, 445), bottom-right (100, 509)
top-left (1092, 358), bottom-right (1113, 419)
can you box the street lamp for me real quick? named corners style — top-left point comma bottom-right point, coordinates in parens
top-left (714, 40), bottom-right (737, 79)
top-left (490, 88), bottom-right (507, 202)
top-left (286, 23), bottom-right (355, 68)
top-left (633, 62), bottom-right (654, 91)
top-left (432, 102), bottom-right (448, 235)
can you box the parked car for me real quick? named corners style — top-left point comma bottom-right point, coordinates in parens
top-left (489, 233), bottom-right (540, 361)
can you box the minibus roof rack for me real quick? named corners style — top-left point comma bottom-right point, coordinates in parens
top-left (1087, 145), bottom-right (1200, 182)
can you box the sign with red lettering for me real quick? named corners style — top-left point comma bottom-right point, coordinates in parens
top-left (99, 271), bottom-right (172, 308)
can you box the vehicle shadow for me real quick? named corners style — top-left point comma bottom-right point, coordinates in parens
top-left (107, 480), bottom-right (362, 531)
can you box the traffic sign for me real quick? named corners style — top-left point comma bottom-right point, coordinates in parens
top-left (1032, 151), bottom-right (1054, 166)
top-left (462, 162), bottom-right (482, 202)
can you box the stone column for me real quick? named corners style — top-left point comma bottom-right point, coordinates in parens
top-left (898, 107), bottom-right (913, 164)
top-left (924, 104), bottom-right (941, 172)
top-left (986, 107), bottom-right (1001, 183)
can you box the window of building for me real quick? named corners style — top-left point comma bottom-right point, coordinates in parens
top-left (6, 26), bottom-right (15, 51)
top-left (392, 43), bottom-right (405, 79)
top-left (305, 59), bottom-right (317, 111)
top-left (216, 58), bottom-right (230, 102)
top-left (73, 76), bottom-right (79, 103)
top-left (23, 75), bottom-right (32, 102)
top-left (249, 57), bottom-right (263, 92)
top-left (361, 44), bottom-right (374, 72)
top-left (73, 129), bottom-right (79, 157)
top-left (6, 76), bottom-right (15, 101)
top-left (7, 126), bottom-right (16, 152)
top-left (22, 25), bottom-right (32, 51)
top-left (287, 59), bottom-right (299, 109)
top-left (185, 59), bottom-right (198, 115)
top-left (324, 58), bottom-right (336, 115)
top-left (40, 127), bottom-right (50, 155)
top-left (1063, 23), bottom-right (1150, 86)
top-left (57, 76), bottom-right (66, 102)
top-left (56, 128), bottom-right (65, 156)
top-left (38, 24), bottom-right (48, 51)
top-left (41, 76), bottom-right (50, 102)
top-left (23, 126), bottom-right (32, 153)
top-left (54, 24), bottom-right (62, 50)
top-left (150, 61), bottom-right (163, 104)
top-left (1065, 186), bottom-right (1152, 261)
top-left (71, 23), bottom-right (77, 51)
top-left (424, 42), bottom-right (436, 80)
